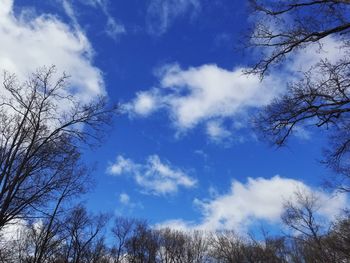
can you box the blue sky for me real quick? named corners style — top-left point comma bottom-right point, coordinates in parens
top-left (1, 0), bottom-right (347, 233)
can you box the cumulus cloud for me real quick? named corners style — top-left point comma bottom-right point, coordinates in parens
top-left (124, 90), bottom-right (160, 117)
top-left (158, 176), bottom-right (347, 232)
top-left (146, 0), bottom-right (200, 35)
top-left (0, 0), bottom-right (104, 104)
top-left (124, 63), bottom-right (281, 133)
top-left (124, 36), bottom-right (345, 141)
top-left (107, 155), bottom-right (197, 195)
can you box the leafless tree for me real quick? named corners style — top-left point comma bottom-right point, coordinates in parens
top-left (184, 231), bottom-right (209, 263)
top-left (157, 228), bottom-right (188, 263)
top-left (209, 230), bottom-right (286, 263)
top-left (249, 0), bottom-right (350, 190)
top-left (0, 66), bottom-right (114, 229)
top-left (326, 212), bottom-right (350, 261)
top-left (0, 204), bottom-right (109, 263)
top-left (248, 0), bottom-right (350, 76)
top-left (157, 228), bottom-right (209, 263)
top-left (111, 217), bottom-right (141, 263)
top-left (124, 221), bottom-right (159, 263)
top-left (58, 205), bottom-right (109, 263)
top-left (0, 220), bottom-right (30, 263)
top-left (246, 234), bottom-right (289, 263)
top-left (281, 190), bottom-right (337, 262)
top-left (23, 167), bottom-right (90, 263)
top-left (209, 230), bottom-right (246, 263)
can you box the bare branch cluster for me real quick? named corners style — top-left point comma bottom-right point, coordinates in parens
top-left (250, 0), bottom-right (350, 190)
top-left (0, 66), bottom-right (115, 229)
top-left (248, 0), bottom-right (350, 76)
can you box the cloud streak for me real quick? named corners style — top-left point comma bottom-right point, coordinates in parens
top-left (90, 0), bottom-right (126, 40)
top-left (64, 0), bottom-right (126, 40)
top-left (146, 0), bottom-right (200, 35)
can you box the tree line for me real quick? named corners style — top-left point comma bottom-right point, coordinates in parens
top-left (1, 192), bottom-right (349, 262)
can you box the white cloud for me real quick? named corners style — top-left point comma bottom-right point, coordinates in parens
top-left (160, 64), bottom-right (279, 129)
top-left (146, 0), bottom-right (200, 35)
top-left (107, 155), bottom-right (134, 175)
top-left (206, 120), bottom-right (232, 142)
top-left (0, 0), bottom-right (12, 15)
top-left (119, 193), bottom-right (131, 205)
top-left (155, 219), bottom-right (195, 232)
top-left (0, 0), bottom-right (104, 104)
top-left (124, 90), bottom-right (159, 117)
top-left (158, 176), bottom-right (347, 232)
top-left (124, 36), bottom-right (345, 142)
top-left (107, 154), bottom-right (197, 195)
top-left (125, 63), bottom-right (281, 133)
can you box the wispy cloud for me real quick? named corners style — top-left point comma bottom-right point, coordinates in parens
top-left (64, 0), bottom-right (126, 40)
top-left (62, 0), bottom-right (80, 28)
top-left (146, 0), bottom-right (200, 35)
top-left (157, 176), bottom-right (347, 232)
top-left (105, 15), bottom-right (126, 40)
top-left (92, 0), bottom-right (126, 40)
top-left (206, 120), bottom-right (232, 143)
top-left (116, 192), bottom-right (144, 214)
top-left (107, 155), bottom-right (197, 195)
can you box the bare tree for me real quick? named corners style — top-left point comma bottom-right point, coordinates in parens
top-left (24, 167), bottom-right (90, 263)
top-left (245, 233), bottom-right (289, 263)
top-left (248, 0), bottom-right (350, 76)
top-left (157, 228), bottom-right (189, 263)
top-left (281, 190), bottom-right (337, 263)
top-left (58, 205), bottom-right (109, 263)
top-left (124, 221), bottom-right (159, 263)
top-left (111, 217), bottom-right (140, 263)
top-left (249, 0), bottom-right (350, 190)
top-left (186, 231), bottom-right (209, 263)
top-left (326, 212), bottom-right (350, 261)
top-left (0, 66), bottom-right (114, 229)
top-left (209, 230), bottom-right (246, 263)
